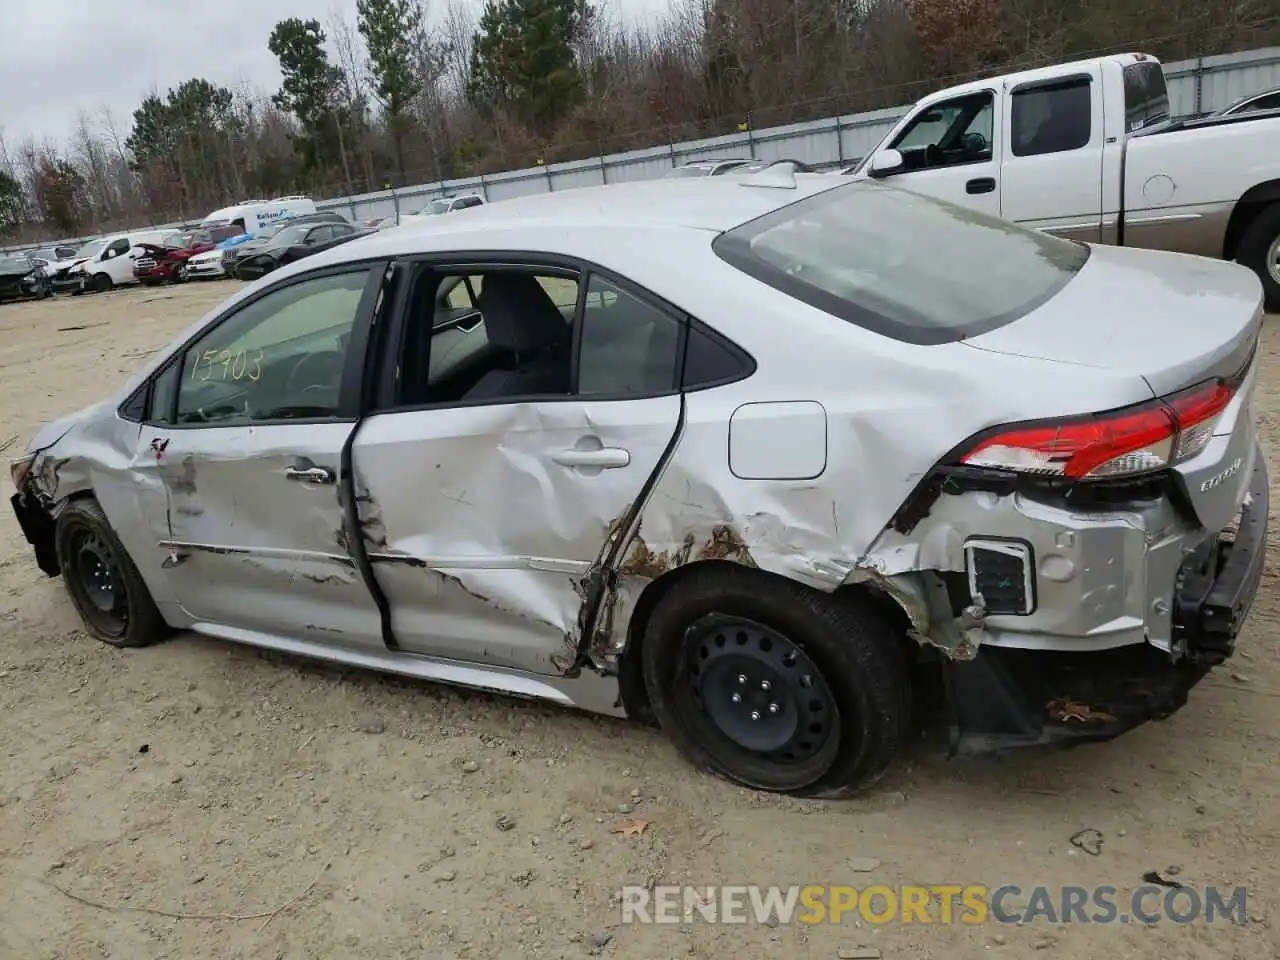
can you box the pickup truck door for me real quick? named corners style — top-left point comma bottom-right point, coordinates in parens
top-left (997, 71), bottom-right (1105, 242)
top-left (877, 89), bottom-right (1002, 217)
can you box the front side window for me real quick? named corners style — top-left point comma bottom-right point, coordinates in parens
top-left (1011, 78), bottom-right (1092, 156)
top-left (172, 269), bottom-right (372, 425)
top-left (712, 180), bottom-right (1089, 345)
top-left (889, 92), bottom-right (994, 170)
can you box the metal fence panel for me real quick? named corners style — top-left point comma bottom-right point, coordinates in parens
top-left (6, 46), bottom-right (1280, 252)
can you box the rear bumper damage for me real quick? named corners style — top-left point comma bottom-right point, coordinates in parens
top-left (943, 454), bottom-right (1268, 754)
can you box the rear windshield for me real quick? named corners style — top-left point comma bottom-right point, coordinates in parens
top-left (712, 180), bottom-right (1089, 345)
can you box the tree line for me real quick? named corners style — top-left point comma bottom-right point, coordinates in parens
top-left (1, 0), bottom-right (1277, 242)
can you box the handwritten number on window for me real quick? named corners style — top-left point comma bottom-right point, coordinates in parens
top-left (191, 348), bottom-right (263, 383)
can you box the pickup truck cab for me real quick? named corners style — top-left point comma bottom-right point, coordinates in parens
top-left (854, 53), bottom-right (1280, 303)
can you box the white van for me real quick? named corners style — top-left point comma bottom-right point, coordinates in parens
top-left (201, 196), bottom-right (317, 235)
top-left (68, 229), bottom-right (185, 293)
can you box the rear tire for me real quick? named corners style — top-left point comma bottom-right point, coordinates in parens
top-left (1236, 203), bottom-right (1280, 310)
top-left (640, 564), bottom-right (909, 797)
top-left (55, 498), bottom-right (169, 649)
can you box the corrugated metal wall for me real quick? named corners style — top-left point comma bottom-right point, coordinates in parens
top-left (8, 45), bottom-right (1280, 250)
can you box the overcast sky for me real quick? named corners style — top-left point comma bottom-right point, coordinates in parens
top-left (0, 0), bottom-right (668, 149)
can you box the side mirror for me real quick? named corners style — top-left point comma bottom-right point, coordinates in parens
top-left (867, 149), bottom-right (905, 179)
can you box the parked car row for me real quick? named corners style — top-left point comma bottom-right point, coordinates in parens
top-left (3, 191), bottom-right (495, 306)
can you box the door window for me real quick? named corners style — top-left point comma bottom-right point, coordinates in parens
top-left (577, 275), bottom-right (681, 396)
top-left (103, 239), bottom-right (130, 259)
top-left (169, 268), bottom-right (372, 426)
top-left (890, 92), bottom-right (994, 170)
top-left (388, 265), bottom-right (685, 408)
top-left (1011, 78), bottom-right (1092, 156)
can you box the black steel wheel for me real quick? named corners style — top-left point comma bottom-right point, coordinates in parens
top-left (641, 563), bottom-right (910, 796)
top-left (92, 273), bottom-right (112, 293)
top-left (689, 616), bottom-right (838, 765)
top-left (55, 498), bottom-right (170, 648)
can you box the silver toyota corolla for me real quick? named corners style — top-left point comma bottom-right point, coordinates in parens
top-left (8, 170), bottom-right (1269, 796)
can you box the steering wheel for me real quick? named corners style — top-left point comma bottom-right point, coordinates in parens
top-left (284, 351), bottom-right (345, 397)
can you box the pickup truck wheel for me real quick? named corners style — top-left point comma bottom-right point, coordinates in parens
top-left (91, 273), bottom-right (112, 293)
top-left (1237, 204), bottom-right (1280, 308)
top-left (640, 564), bottom-right (908, 797)
top-left (55, 498), bottom-right (169, 649)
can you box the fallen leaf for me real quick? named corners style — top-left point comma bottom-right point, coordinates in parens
top-left (1047, 698), bottom-right (1116, 724)
top-left (612, 819), bottom-right (649, 839)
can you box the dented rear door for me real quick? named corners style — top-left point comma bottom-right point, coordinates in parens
top-left (350, 396), bottom-right (682, 675)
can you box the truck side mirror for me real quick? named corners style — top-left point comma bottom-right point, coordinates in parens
top-left (867, 149), bottom-right (905, 179)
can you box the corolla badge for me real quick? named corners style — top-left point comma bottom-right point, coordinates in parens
top-left (1200, 457), bottom-right (1243, 493)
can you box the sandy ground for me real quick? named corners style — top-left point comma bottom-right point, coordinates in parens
top-left (0, 282), bottom-right (1278, 960)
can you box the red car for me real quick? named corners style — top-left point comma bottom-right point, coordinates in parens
top-left (133, 225), bottom-right (244, 285)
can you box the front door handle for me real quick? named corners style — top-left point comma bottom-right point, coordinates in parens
top-left (285, 465), bottom-right (335, 484)
top-left (552, 448), bottom-right (630, 469)
top-left (966, 177), bottom-right (996, 195)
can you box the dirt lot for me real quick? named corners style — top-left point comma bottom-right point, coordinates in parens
top-left (0, 282), bottom-right (1277, 960)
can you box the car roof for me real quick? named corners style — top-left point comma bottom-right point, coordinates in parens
top-left (363, 176), bottom-right (839, 248)
top-left (249, 174), bottom-right (850, 315)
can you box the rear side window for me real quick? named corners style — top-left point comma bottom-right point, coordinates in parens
top-left (712, 181), bottom-right (1089, 345)
top-left (1123, 61), bottom-right (1169, 131)
top-left (1011, 78), bottom-right (1092, 156)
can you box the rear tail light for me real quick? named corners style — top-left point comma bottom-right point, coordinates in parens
top-left (959, 380), bottom-right (1235, 480)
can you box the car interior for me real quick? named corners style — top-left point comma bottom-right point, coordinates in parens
top-left (892, 94), bottom-right (994, 170)
top-left (394, 266), bottom-right (682, 407)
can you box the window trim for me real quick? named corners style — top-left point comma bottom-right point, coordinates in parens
top-left (1008, 73), bottom-right (1094, 158)
top-left (367, 252), bottom-right (698, 415)
top-left (131, 258), bottom-right (390, 430)
top-left (888, 89), bottom-right (997, 170)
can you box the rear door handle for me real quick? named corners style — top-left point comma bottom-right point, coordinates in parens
top-left (966, 177), bottom-right (996, 195)
top-left (285, 465), bottom-right (335, 484)
top-left (552, 448), bottom-right (630, 469)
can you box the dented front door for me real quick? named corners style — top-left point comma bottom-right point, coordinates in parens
top-left (350, 396), bottom-right (682, 675)
top-left (151, 423), bottom-right (385, 650)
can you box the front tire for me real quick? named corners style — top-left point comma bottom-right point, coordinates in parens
top-left (640, 564), bottom-right (909, 797)
top-left (1236, 203), bottom-right (1280, 310)
top-left (55, 498), bottom-right (169, 648)
top-left (91, 273), bottom-right (112, 293)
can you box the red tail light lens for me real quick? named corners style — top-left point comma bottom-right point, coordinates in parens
top-left (959, 381), bottom-right (1236, 480)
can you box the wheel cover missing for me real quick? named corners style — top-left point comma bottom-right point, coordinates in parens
top-left (687, 616), bottom-right (837, 763)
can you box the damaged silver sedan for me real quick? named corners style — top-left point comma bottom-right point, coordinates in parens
top-left (8, 170), bottom-right (1270, 796)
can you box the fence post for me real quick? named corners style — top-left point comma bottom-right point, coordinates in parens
top-left (1193, 57), bottom-right (1205, 115)
top-left (746, 112), bottom-right (755, 157)
top-left (835, 114), bottom-right (845, 165)
top-left (545, 162), bottom-right (554, 192)
top-left (479, 173), bottom-right (490, 200)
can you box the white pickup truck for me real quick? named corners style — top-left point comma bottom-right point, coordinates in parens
top-left (852, 52), bottom-right (1280, 304)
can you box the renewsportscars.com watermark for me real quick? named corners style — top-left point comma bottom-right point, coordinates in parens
top-left (619, 884), bottom-right (1248, 926)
